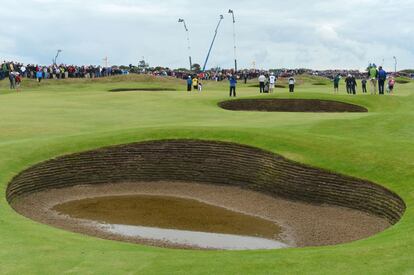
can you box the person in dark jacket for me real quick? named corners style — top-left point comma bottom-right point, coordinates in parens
top-left (345, 74), bottom-right (352, 94)
top-left (378, 66), bottom-right (387, 95)
top-left (351, 75), bottom-right (357, 95)
top-left (9, 71), bottom-right (16, 89)
top-left (288, 77), bottom-right (295, 93)
top-left (345, 74), bottom-right (357, 95)
top-left (333, 74), bottom-right (341, 93)
top-left (186, 76), bottom-right (192, 92)
top-left (361, 79), bottom-right (367, 93)
top-left (229, 75), bottom-right (237, 97)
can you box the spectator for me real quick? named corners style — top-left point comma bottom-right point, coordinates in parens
top-left (36, 69), bottom-right (43, 83)
top-left (192, 77), bottom-right (198, 91)
top-left (9, 72), bottom-right (16, 89)
top-left (20, 65), bottom-right (27, 78)
top-left (288, 77), bottom-right (295, 93)
top-left (198, 80), bottom-right (203, 92)
top-left (345, 74), bottom-right (357, 95)
top-left (0, 62), bottom-right (8, 79)
top-left (388, 77), bottom-right (395, 95)
top-left (345, 75), bottom-right (352, 94)
top-left (264, 81), bottom-right (270, 93)
top-left (187, 76), bottom-right (192, 92)
top-left (362, 78), bottom-right (367, 93)
top-left (333, 74), bottom-right (341, 93)
top-left (258, 73), bottom-right (266, 93)
top-left (269, 73), bottom-right (276, 93)
top-left (229, 75), bottom-right (237, 97)
top-left (15, 73), bottom-right (21, 92)
top-left (368, 64), bottom-right (378, 95)
top-left (351, 75), bottom-right (357, 95)
top-left (378, 66), bottom-right (387, 95)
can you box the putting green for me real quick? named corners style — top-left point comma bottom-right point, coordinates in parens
top-left (0, 75), bottom-right (413, 274)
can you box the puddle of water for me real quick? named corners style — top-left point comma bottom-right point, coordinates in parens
top-left (101, 224), bottom-right (288, 250)
top-left (53, 195), bottom-right (284, 249)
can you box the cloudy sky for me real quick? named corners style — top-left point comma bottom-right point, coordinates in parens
top-left (1, 0), bottom-right (413, 70)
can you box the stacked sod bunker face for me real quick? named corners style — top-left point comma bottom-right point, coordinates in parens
top-left (109, 88), bottom-right (177, 92)
top-left (7, 140), bottom-right (405, 249)
top-left (219, 99), bottom-right (368, 113)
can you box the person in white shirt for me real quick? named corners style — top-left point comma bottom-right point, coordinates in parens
top-left (198, 81), bottom-right (203, 92)
top-left (20, 66), bottom-right (27, 78)
top-left (258, 73), bottom-right (266, 93)
top-left (269, 73), bottom-right (276, 93)
top-left (288, 77), bottom-right (296, 93)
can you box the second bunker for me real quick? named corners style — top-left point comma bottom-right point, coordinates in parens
top-left (219, 99), bottom-right (368, 113)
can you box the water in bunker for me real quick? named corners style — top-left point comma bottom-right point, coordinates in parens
top-left (53, 195), bottom-right (286, 250)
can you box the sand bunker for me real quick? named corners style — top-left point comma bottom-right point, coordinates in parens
top-left (109, 88), bottom-right (176, 92)
top-left (7, 140), bottom-right (405, 250)
top-left (219, 99), bottom-right (368, 112)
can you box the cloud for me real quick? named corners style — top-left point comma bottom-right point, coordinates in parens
top-left (96, 3), bottom-right (172, 16)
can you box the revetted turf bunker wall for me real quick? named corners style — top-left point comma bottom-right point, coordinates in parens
top-left (219, 99), bottom-right (369, 113)
top-left (7, 140), bottom-right (404, 224)
top-left (109, 88), bottom-right (176, 92)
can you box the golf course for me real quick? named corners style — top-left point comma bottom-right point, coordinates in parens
top-left (0, 75), bottom-right (413, 274)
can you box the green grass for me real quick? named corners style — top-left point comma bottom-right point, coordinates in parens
top-left (395, 77), bottom-right (412, 84)
top-left (0, 75), bottom-right (413, 274)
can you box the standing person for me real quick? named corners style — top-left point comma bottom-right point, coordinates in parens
top-left (243, 72), bottom-right (248, 84)
top-left (264, 81), bottom-right (270, 93)
top-left (192, 77), bottom-right (199, 91)
top-left (9, 71), bottom-right (16, 89)
top-left (43, 66), bottom-right (48, 79)
top-left (0, 62), bottom-right (7, 80)
top-left (36, 69), bottom-right (43, 83)
top-left (186, 76), bottom-right (192, 92)
top-left (388, 76), bottom-right (395, 95)
top-left (229, 74), bottom-right (237, 97)
top-left (258, 73), bottom-right (266, 93)
top-left (345, 74), bottom-right (353, 94)
top-left (20, 65), bottom-right (27, 78)
top-left (350, 75), bottom-right (357, 95)
top-left (333, 74), bottom-right (341, 93)
top-left (198, 80), bottom-right (203, 92)
top-left (9, 62), bottom-right (14, 73)
top-left (15, 73), bottom-right (21, 92)
top-left (378, 66), bottom-right (387, 95)
top-left (269, 73), bottom-right (276, 93)
top-left (288, 77), bottom-right (295, 93)
top-left (368, 64), bottom-right (378, 95)
top-left (361, 78), bottom-right (367, 93)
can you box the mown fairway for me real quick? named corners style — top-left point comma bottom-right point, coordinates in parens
top-left (0, 75), bottom-right (413, 274)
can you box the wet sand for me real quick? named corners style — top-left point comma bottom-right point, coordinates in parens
top-left (102, 224), bottom-right (288, 250)
top-left (12, 181), bottom-right (391, 249)
top-left (53, 195), bottom-right (282, 239)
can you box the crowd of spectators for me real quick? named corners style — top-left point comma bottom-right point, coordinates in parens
top-left (1, 60), bottom-right (411, 87)
top-left (170, 68), bottom-right (399, 82)
top-left (0, 61), bottom-right (129, 81)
